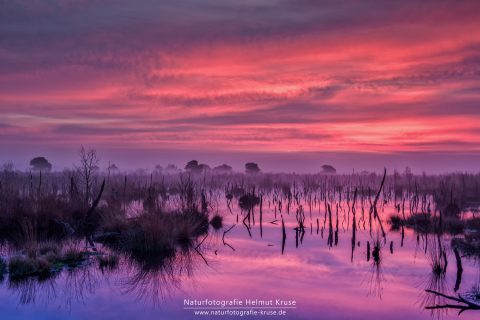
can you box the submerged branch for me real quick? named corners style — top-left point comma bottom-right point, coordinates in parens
top-left (425, 290), bottom-right (480, 315)
top-left (222, 224), bottom-right (236, 251)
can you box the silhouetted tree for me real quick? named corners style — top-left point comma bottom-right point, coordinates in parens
top-left (2, 161), bottom-right (14, 172)
top-left (214, 164), bottom-right (233, 173)
top-left (29, 157), bottom-right (52, 172)
top-left (185, 160), bottom-right (199, 171)
top-left (166, 164), bottom-right (177, 170)
top-left (77, 146), bottom-right (100, 207)
top-left (161, 164), bottom-right (179, 174)
top-left (197, 163), bottom-right (210, 172)
top-left (404, 166), bottom-right (413, 177)
top-left (321, 164), bottom-right (336, 174)
top-left (185, 160), bottom-right (210, 174)
top-left (245, 162), bottom-right (260, 174)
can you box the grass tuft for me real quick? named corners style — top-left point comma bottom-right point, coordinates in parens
top-left (210, 214), bottom-right (223, 230)
top-left (8, 255), bottom-right (52, 278)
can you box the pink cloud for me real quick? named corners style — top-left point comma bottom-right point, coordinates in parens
top-left (1, 1), bottom-right (480, 170)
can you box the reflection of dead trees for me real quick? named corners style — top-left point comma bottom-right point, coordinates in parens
top-left (242, 214), bottom-right (252, 238)
top-left (226, 194), bottom-right (233, 214)
top-left (401, 224), bottom-right (405, 247)
top-left (367, 241), bottom-right (371, 262)
top-left (400, 198), bottom-right (406, 247)
top-left (294, 205), bottom-right (306, 248)
top-left (360, 206), bottom-right (366, 230)
top-left (281, 216), bottom-right (286, 254)
top-left (327, 204), bottom-right (333, 248)
top-left (259, 195), bottom-right (263, 238)
top-left (334, 204), bottom-right (339, 246)
top-left (453, 247), bottom-right (463, 292)
top-left (425, 290), bottom-right (480, 315)
top-left (194, 234), bottom-right (209, 266)
top-left (367, 235), bottom-right (384, 298)
top-left (222, 224), bottom-right (235, 251)
top-left (323, 199), bottom-right (327, 229)
top-left (368, 197), bottom-right (373, 236)
top-left (372, 239), bottom-right (381, 264)
top-left (351, 188), bottom-right (357, 262)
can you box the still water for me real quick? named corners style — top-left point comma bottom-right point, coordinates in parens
top-left (0, 198), bottom-right (478, 320)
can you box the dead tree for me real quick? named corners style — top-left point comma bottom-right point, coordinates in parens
top-left (425, 290), bottom-right (480, 314)
top-left (77, 146), bottom-right (100, 209)
top-left (83, 179), bottom-right (105, 251)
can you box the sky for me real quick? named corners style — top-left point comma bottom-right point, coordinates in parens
top-left (1, 0), bottom-right (480, 173)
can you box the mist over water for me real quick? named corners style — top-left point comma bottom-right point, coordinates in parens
top-left (0, 166), bottom-right (479, 319)
top-left (2, 148), bottom-right (479, 174)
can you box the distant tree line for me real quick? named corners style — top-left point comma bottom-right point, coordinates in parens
top-left (27, 153), bottom-right (337, 175)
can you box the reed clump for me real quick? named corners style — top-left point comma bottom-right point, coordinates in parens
top-left (239, 194), bottom-right (260, 211)
top-left (8, 255), bottom-right (53, 278)
top-left (390, 212), bottom-right (465, 235)
top-left (429, 239), bottom-right (448, 275)
top-left (61, 247), bottom-right (87, 266)
top-left (99, 209), bottom-right (209, 258)
top-left (388, 215), bottom-right (403, 231)
top-left (7, 244), bottom-right (88, 279)
top-left (210, 214), bottom-right (223, 230)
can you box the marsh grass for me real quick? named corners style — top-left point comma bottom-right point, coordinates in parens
top-left (61, 248), bottom-right (88, 266)
top-left (7, 245), bottom-right (88, 279)
top-left (97, 209), bottom-right (209, 261)
top-left (8, 256), bottom-right (53, 279)
top-left (97, 254), bottom-right (119, 271)
top-left (452, 233), bottom-right (480, 257)
top-left (388, 212), bottom-right (467, 235)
